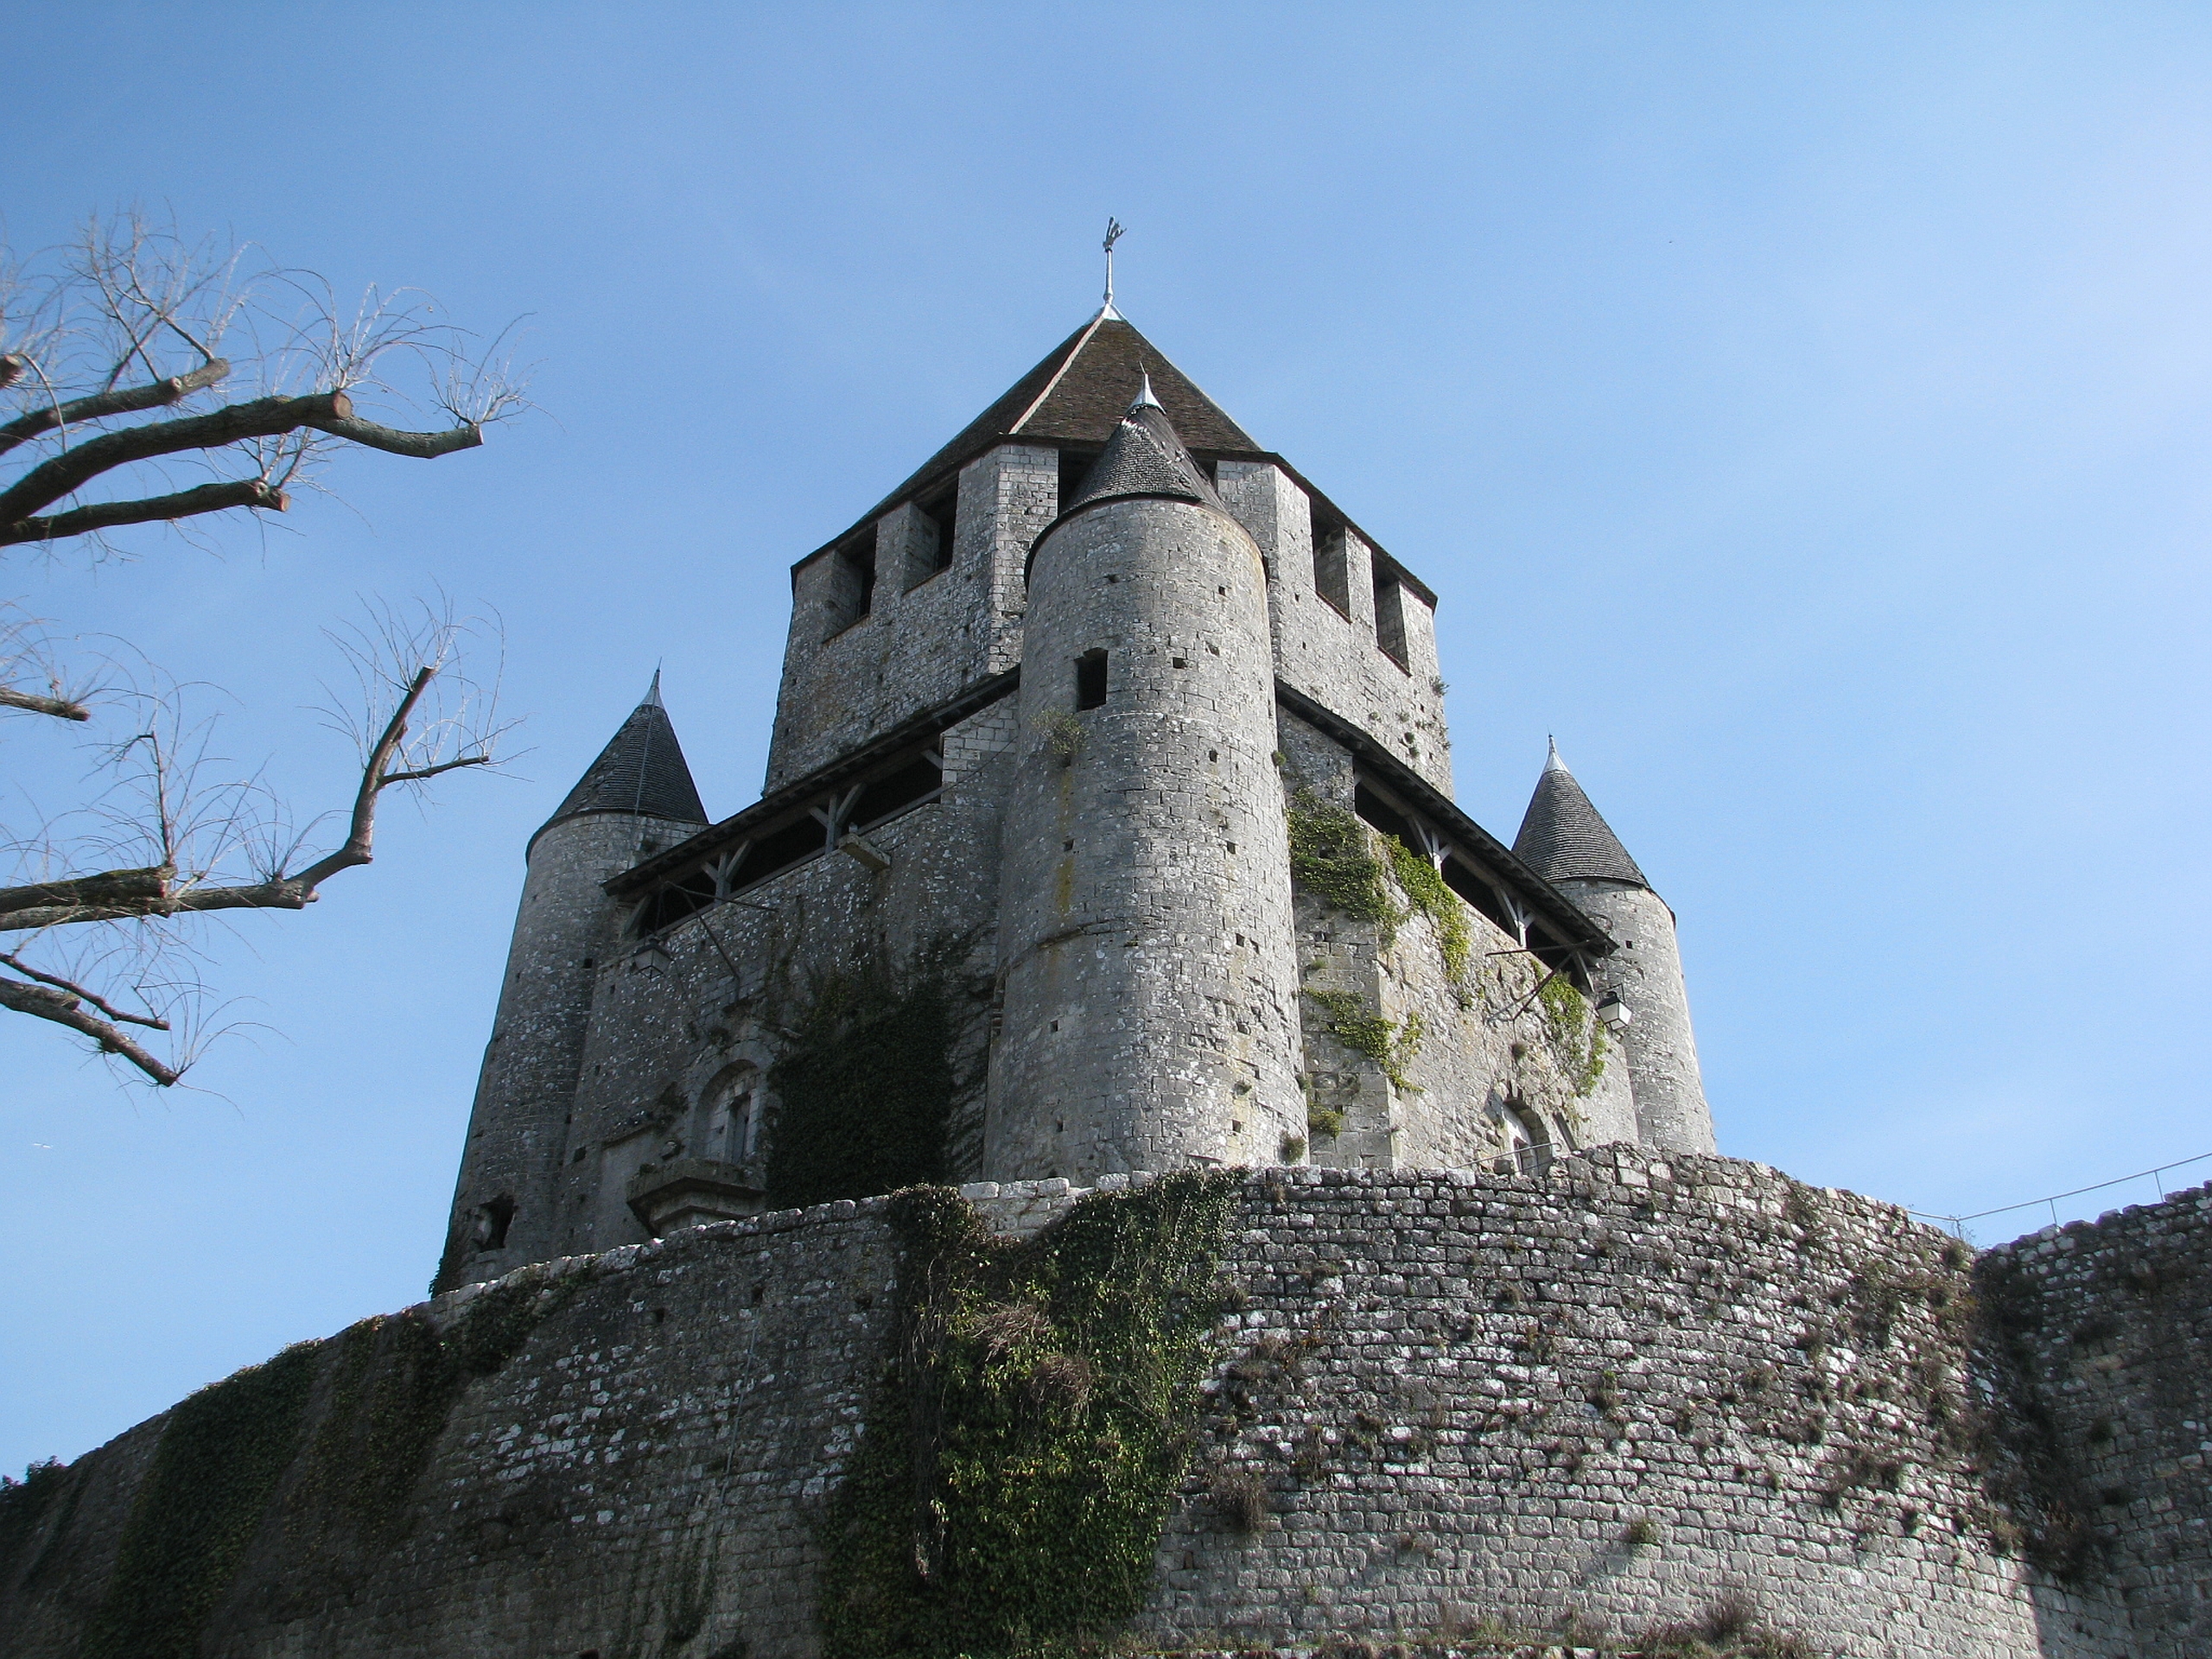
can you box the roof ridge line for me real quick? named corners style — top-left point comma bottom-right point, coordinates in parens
top-left (1008, 306), bottom-right (1116, 435)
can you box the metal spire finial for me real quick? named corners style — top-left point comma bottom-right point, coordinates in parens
top-left (1130, 365), bottom-right (1161, 412)
top-left (1102, 218), bottom-right (1125, 311)
top-left (1545, 735), bottom-right (1568, 773)
top-left (643, 664), bottom-right (664, 709)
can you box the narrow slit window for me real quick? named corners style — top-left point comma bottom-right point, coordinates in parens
top-left (1075, 649), bottom-right (1109, 710)
top-left (1058, 448), bottom-right (1096, 512)
top-left (1372, 564), bottom-right (1410, 670)
top-left (1313, 511), bottom-right (1351, 618)
top-left (913, 484), bottom-right (957, 585)
top-left (830, 530), bottom-right (876, 633)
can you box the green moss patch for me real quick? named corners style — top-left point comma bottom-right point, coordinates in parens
top-left (766, 935), bottom-right (982, 1208)
top-left (820, 1173), bottom-right (1240, 1658)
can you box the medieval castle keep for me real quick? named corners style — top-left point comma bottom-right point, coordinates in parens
top-left (440, 305), bottom-right (1714, 1285)
top-left (4, 305), bottom-right (2205, 1659)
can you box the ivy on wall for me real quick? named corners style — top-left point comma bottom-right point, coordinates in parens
top-left (1286, 794), bottom-right (1396, 937)
top-left (1304, 988), bottom-right (1423, 1094)
top-left (1383, 836), bottom-right (1473, 988)
top-left (820, 1173), bottom-right (1240, 1658)
top-left (68, 1273), bottom-right (583, 1659)
top-left (764, 933), bottom-right (983, 1209)
top-left (1537, 976), bottom-right (1607, 1097)
top-left (0, 1457), bottom-right (69, 1587)
top-left (83, 1343), bottom-right (321, 1659)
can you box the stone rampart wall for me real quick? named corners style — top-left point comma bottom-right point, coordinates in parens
top-left (8, 1151), bottom-right (2203, 1659)
top-left (1978, 1184), bottom-right (2212, 1656)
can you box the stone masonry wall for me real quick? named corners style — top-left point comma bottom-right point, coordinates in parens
top-left (12, 1147), bottom-right (2193, 1659)
top-left (764, 444), bottom-right (1053, 792)
top-left (1979, 1184), bottom-right (2212, 1656)
top-left (1217, 459), bottom-right (1452, 798)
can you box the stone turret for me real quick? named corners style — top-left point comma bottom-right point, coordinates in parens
top-left (435, 675), bottom-right (709, 1290)
top-left (1514, 743), bottom-right (1716, 1154)
top-left (989, 376), bottom-right (1305, 1179)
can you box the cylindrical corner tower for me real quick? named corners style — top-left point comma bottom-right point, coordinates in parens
top-left (436, 680), bottom-right (708, 1290)
top-left (988, 383), bottom-right (1304, 1180)
top-left (1513, 744), bottom-right (1716, 1156)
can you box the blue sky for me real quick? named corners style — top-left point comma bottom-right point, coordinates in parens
top-left (6, 3), bottom-right (2209, 1474)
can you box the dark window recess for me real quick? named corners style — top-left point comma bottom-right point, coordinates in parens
top-left (1441, 855), bottom-right (1516, 935)
top-left (830, 531), bottom-right (876, 633)
top-left (1075, 649), bottom-right (1109, 710)
top-left (849, 753), bottom-right (943, 830)
top-left (634, 864), bottom-right (719, 934)
top-left (1352, 783), bottom-right (1418, 849)
top-left (916, 484), bottom-right (957, 582)
top-left (1372, 564), bottom-right (1410, 670)
top-left (1058, 447), bottom-right (1097, 510)
top-left (1313, 504), bottom-right (1351, 618)
top-left (733, 814), bottom-right (832, 888)
top-left (1527, 923), bottom-right (1591, 991)
top-left (1194, 455), bottom-right (1219, 485)
top-left (473, 1194), bottom-right (515, 1251)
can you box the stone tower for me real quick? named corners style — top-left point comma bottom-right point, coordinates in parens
top-left (1513, 742), bottom-right (1715, 1154)
top-left (990, 378), bottom-right (1306, 1179)
top-left (436, 676), bottom-right (709, 1290)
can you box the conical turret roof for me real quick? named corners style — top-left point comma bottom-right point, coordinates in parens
top-left (540, 672), bottom-right (708, 840)
top-left (1512, 741), bottom-right (1649, 888)
top-left (1062, 372), bottom-right (1225, 516)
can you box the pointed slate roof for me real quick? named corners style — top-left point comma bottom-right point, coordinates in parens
top-left (1511, 741), bottom-right (1649, 888)
top-left (538, 672), bottom-right (708, 842)
top-left (855, 309), bottom-right (1257, 526)
top-left (1063, 372), bottom-right (1226, 516)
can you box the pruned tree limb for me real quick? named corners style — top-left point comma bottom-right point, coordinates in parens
top-left (2, 478), bottom-right (288, 547)
top-left (0, 684), bottom-right (92, 720)
top-left (0, 972), bottom-right (181, 1084)
top-left (0, 359), bottom-right (231, 457)
top-left (0, 389), bottom-right (477, 531)
top-left (308, 412), bottom-right (482, 460)
top-left (0, 866), bottom-right (175, 918)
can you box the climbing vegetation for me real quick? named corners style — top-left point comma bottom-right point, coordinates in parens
top-left (0, 1457), bottom-right (69, 1584)
top-left (1384, 834), bottom-right (1473, 988)
top-left (1287, 793), bottom-right (1396, 936)
top-left (1538, 975), bottom-right (1606, 1097)
top-left (764, 933), bottom-right (983, 1208)
top-left (78, 1272), bottom-right (582, 1659)
top-left (1305, 988), bottom-right (1422, 1094)
top-left (820, 1173), bottom-right (1240, 1658)
top-left (84, 1343), bottom-right (321, 1659)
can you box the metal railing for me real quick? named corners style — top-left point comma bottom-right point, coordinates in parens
top-left (1907, 1151), bottom-right (2212, 1243)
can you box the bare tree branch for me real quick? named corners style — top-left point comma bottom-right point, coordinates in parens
top-left (0, 685), bottom-right (91, 720)
top-left (0, 972), bottom-right (181, 1084)
top-left (0, 359), bottom-right (230, 457)
top-left (2, 479), bottom-right (289, 547)
top-left (0, 210), bottom-right (528, 1084)
top-left (0, 950), bottom-right (169, 1028)
top-left (0, 867), bottom-right (174, 918)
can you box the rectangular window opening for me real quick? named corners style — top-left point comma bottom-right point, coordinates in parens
top-left (1372, 563), bottom-right (1410, 671)
top-left (1313, 505), bottom-right (1351, 619)
top-left (915, 484), bottom-right (957, 584)
top-left (1058, 447), bottom-right (1097, 512)
top-left (1075, 648), bottom-right (1109, 710)
top-left (830, 530), bottom-right (876, 634)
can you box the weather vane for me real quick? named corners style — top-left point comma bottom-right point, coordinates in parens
top-left (1103, 218), bottom-right (1125, 309)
